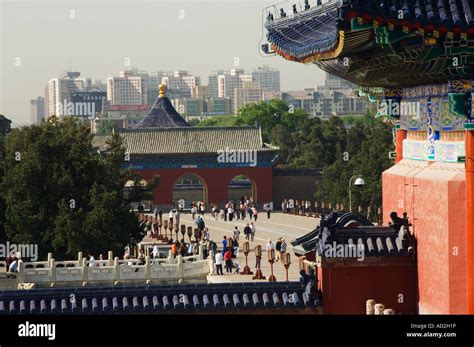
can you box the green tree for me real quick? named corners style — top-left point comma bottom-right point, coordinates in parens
top-left (1, 117), bottom-right (154, 259)
top-left (315, 114), bottom-right (394, 210)
top-left (0, 115), bottom-right (12, 243)
top-left (97, 119), bottom-right (116, 135)
top-left (238, 99), bottom-right (307, 143)
top-left (196, 115), bottom-right (239, 127)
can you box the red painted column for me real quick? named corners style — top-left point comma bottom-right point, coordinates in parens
top-left (395, 128), bottom-right (407, 163)
top-left (466, 129), bottom-right (474, 314)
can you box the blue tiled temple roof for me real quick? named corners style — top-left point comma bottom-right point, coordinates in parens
top-left (0, 282), bottom-right (319, 314)
top-left (139, 94), bottom-right (189, 128)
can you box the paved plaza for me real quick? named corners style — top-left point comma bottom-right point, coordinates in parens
top-left (175, 211), bottom-right (319, 283)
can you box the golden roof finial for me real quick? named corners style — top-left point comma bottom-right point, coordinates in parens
top-left (159, 84), bottom-right (167, 97)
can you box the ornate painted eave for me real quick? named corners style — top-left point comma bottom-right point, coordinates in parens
top-left (264, 0), bottom-right (474, 88)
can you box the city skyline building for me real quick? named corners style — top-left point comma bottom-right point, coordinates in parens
top-left (107, 70), bottom-right (148, 106)
top-left (234, 81), bottom-right (263, 114)
top-left (252, 65), bottom-right (281, 92)
top-left (30, 96), bottom-right (45, 124)
top-left (161, 70), bottom-right (201, 93)
top-left (47, 72), bottom-right (86, 117)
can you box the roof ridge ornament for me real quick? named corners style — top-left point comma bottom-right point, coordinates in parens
top-left (159, 84), bottom-right (167, 98)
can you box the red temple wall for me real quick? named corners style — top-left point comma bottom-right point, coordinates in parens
top-left (136, 167), bottom-right (273, 206)
top-left (320, 263), bottom-right (418, 314)
top-left (382, 160), bottom-right (467, 314)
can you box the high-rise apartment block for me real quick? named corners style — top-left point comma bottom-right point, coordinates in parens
top-left (234, 81), bottom-right (262, 114)
top-left (252, 65), bottom-right (280, 92)
top-left (161, 70), bottom-right (200, 92)
top-left (48, 72), bottom-right (86, 116)
top-left (107, 70), bottom-right (147, 106)
top-left (30, 97), bottom-right (45, 124)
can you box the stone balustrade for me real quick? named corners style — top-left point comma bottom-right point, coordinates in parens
top-left (17, 247), bottom-right (211, 287)
top-left (0, 261), bottom-right (7, 277)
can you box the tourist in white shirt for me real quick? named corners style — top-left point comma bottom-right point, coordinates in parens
top-left (152, 244), bottom-right (159, 259)
top-left (88, 255), bottom-right (95, 267)
top-left (214, 250), bottom-right (223, 275)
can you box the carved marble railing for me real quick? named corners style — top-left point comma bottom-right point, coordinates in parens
top-left (17, 248), bottom-right (212, 287)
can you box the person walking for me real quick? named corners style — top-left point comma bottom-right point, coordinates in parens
top-left (233, 226), bottom-right (240, 241)
top-left (88, 254), bottom-right (95, 267)
top-left (203, 227), bottom-right (210, 241)
top-left (224, 248), bottom-right (233, 273)
top-left (266, 239), bottom-right (274, 252)
top-left (252, 206), bottom-right (258, 222)
top-left (228, 205), bottom-right (234, 222)
top-left (180, 242), bottom-right (187, 257)
top-left (175, 209), bottom-right (180, 225)
top-left (281, 239), bottom-right (287, 257)
top-left (152, 244), bottom-right (159, 259)
top-left (8, 257), bottom-right (18, 275)
top-left (220, 208), bottom-right (225, 220)
top-left (265, 203), bottom-right (272, 219)
top-left (233, 238), bottom-right (239, 258)
top-left (191, 205), bottom-right (197, 220)
top-left (227, 237), bottom-right (234, 257)
top-left (244, 223), bottom-right (251, 240)
top-left (210, 239), bottom-right (217, 255)
top-left (250, 222), bottom-right (256, 241)
top-left (215, 250), bottom-right (223, 275)
top-left (275, 238), bottom-right (282, 262)
top-left (222, 236), bottom-right (227, 254)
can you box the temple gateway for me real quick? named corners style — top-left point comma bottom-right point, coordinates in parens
top-left (114, 84), bottom-right (280, 207)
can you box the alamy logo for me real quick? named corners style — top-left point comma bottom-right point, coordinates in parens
top-left (378, 99), bottom-right (420, 118)
top-left (217, 147), bottom-right (257, 167)
top-left (55, 99), bottom-right (96, 119)
top-left (322, 242), bottom-right (365, 262)
top-left (0, 241), bottom-right (38, 261)
top-left (18, 321), bottom-right (56, 341)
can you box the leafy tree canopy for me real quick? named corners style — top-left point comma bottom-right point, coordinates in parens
top-left (193, 100), bottom-right (394, 209)
top-left (1, 117), bottom-right (155, 259)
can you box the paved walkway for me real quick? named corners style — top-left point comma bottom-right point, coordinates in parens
top-left (174, 212), bottom-right (319, 283)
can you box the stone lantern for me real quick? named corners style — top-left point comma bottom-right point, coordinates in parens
top-left (267, 248), bottom-right (276, 282)
top-left (241, 241), bottom-right (253, 275)
top-left (252, 245), bottom-right (265, 280)
top-left (282, 252), bottom-right (291, 282)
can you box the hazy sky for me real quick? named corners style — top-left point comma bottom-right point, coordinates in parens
top-left (0, 0), bottom-right (326, 126)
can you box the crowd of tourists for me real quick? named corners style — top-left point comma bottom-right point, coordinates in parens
top-left (281, 198), bottom-right (314, 214)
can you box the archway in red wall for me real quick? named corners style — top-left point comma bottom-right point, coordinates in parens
top-left (172, 173), bottom-right (208, 208)
top-left (227, 174), bottom-right (257, 204)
